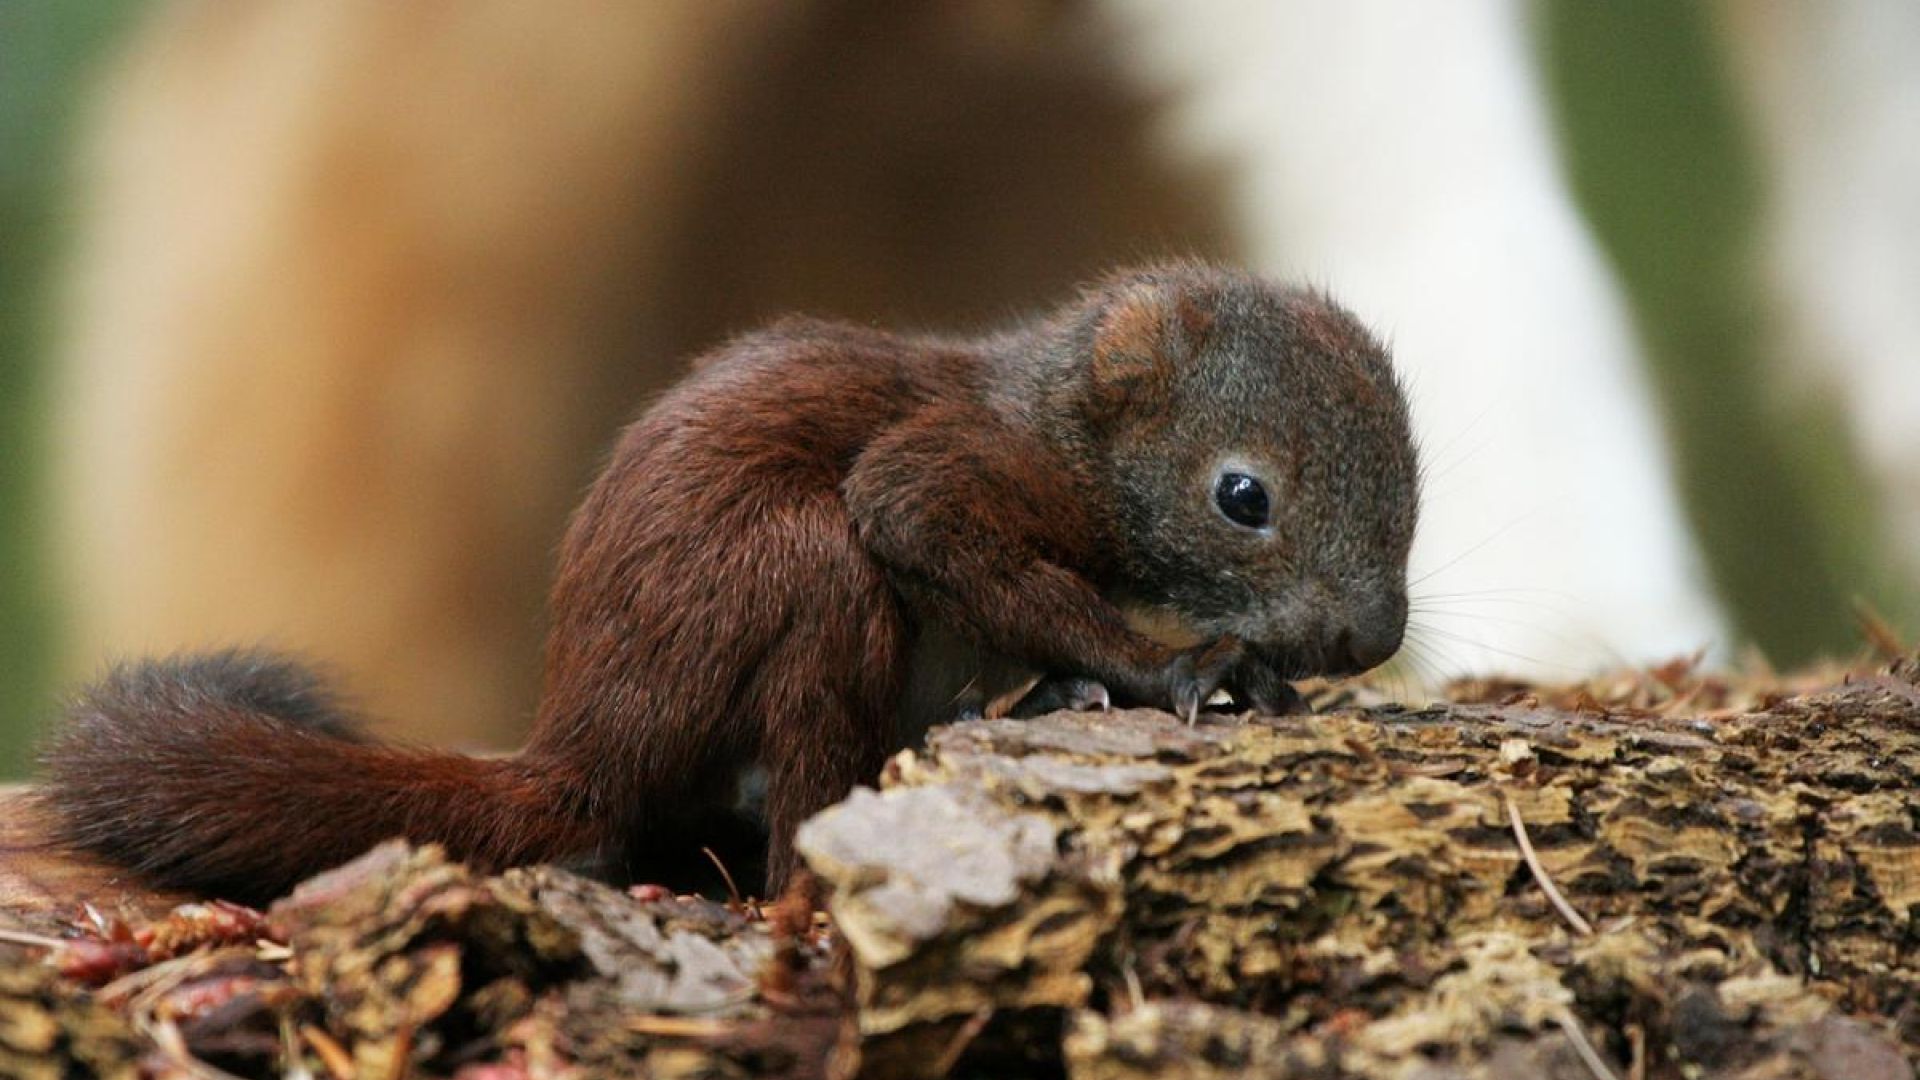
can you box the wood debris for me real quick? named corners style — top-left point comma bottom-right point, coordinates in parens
top-left (2, 651), bottom-right (1919, 1077)
top-left (2, 842), bottom-right (841, 1077)
top-left (803, 653), bottom-right (1920, 1077)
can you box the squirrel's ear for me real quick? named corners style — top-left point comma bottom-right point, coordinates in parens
top-left (1087, 284), bottom-right (1212, 428)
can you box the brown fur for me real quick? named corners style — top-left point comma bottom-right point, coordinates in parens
top-left (57, 0), bottom-right (1234, 748)
top-left (44, 264), bottom-right (1418, 901)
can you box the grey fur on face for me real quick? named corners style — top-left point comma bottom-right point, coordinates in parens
top-left (1023, 263), bottom-right (1419, 679)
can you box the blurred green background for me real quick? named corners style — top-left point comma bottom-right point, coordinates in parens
top-left (0, 1), bottom-right (1913, 776)
top-left (0, 1), bottom-right (141, 774)
top-left (1539, 1), bottom-right (1913, 665)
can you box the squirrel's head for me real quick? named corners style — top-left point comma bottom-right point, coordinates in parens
top-left (1070, 264), bottom-right (1419, 678)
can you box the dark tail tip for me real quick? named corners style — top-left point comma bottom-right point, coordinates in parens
top-left (39, 649), bottom-right (369, 902)
top-left (64, 647), bottom-right (365, 743)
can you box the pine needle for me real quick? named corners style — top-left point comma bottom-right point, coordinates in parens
top-left (1506, 792), bottom-right (1593, 936)
top-left (1554, 1008), bottom-right (1622, 1080)
top-left (703, 846), bottom-right (745, 909)
top-left (0, 927), bottom-right (64, 950)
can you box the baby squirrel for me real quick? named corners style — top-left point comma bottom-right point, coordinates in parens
top-left (42, 262), bottom-right (1419, 902)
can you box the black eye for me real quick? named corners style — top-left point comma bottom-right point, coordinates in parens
top-left (1214, 472), bottom-right (1270, 529)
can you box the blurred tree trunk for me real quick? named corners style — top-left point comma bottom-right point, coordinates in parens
top-left (1535, 0), bottom-right (1920, 664)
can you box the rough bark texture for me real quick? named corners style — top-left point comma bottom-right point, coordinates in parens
top-left (2, 839), bottom-right (843, 1079)
top-left (798, 658), bottom-right (1920, 1078)
top-left (3, 654), bottom-right (1919, 1078)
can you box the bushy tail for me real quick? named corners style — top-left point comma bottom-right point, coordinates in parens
top-left (40, 650), bottom-right (599, 904)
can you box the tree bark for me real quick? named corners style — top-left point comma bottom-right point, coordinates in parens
top-left (798, 658), bottom-right (1920, 1078)
top-left (5, 656), bottom-right (1918, 1077)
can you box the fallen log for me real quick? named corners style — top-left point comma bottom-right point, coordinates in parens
top-left (799, 657), bottom-right (1920, 1078)
top-left (2, 655), bottom-right (1917, 1077)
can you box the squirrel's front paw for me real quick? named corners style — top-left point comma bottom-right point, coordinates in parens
top-left (1158, 637), bottom-right (1246, 725)
top-left (1224, 651), bottom-right (1304, 716)
top-left (1007, 675), bottom-right (1112, 718)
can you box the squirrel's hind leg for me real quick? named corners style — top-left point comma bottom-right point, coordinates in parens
top-left (747, 502), bottom-right (907, 892)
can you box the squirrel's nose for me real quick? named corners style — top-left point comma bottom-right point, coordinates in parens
top-left (1322, 618), bottom-right (1404, 676)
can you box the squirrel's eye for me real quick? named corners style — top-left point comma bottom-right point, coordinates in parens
top-left (1214, 472), bottom-right (1270, 529)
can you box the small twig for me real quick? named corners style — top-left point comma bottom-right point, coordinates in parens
top-left (634, 988), bottom-right (760, 1017)
top-left (1553, 1008), bottom-right (1623, 1080)
top-left (301, 1024), bottom-right (356, 1080)
top-left (949, 674), bottom-right (983, 707)
top-left (1121, 964), bottom-right (1146, 1013)
top-left (1625, 1022), bottom-right (1646, 1080)
top-left (144, 1017), bottom-right (252, 1080)
top-left (626, 1015), bottom-right (735, 1038)
top-left (984, 674), bottom-right (1041, 720)
top-left (703, 846), bottom-right (745, 909)
top-left (1853, 596), bottom-right (1908, 660)
top-left (927, 1008), bottom-right (992, 1077)
top-left (96, 951), bottom-right (198, 1007)
top-left (385, 1025), bottom-right (412, 1080)
top-left (80, 902), bottom-right (114, 937)
top-left (279, 1017), bottom-right (317, 1080)
top-left (0, 927), bottom-right (65, 950)
top-left (1505, 792), bottom-right (1593, 936)
top-left (121, 952), bottom-right (215, 1015)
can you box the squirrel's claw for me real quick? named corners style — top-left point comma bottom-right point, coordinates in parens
top-left (1166, 635), bottom-right (1243, 726)
top-left (1226, 654), bottom-right (1302, 716)
top-left (1009, 675), bottom-right (1112, 718)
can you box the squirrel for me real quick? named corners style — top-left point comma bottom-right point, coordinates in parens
top-left (40, 262), bottom-right (1419, 904)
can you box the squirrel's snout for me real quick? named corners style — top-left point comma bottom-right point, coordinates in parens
top-left (1291, 590), bottom-right (1405, 676)
top-left (1244, 584), bottom-right (1407, 677)
top-left (1321, 618), bottom-right (1404, 676)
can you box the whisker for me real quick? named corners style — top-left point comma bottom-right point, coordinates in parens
top-left (1408, 622), bottom-right (1577, 673)
top-left (1410, 600), bottom-right (1578, 624)
top-left (1411, 590), bottom-right (1578, 612)
top-left (1414, 405), bottom-right (1494, 486)
top-left (1408, 512), bottom-right (1536, 590)
top-left (1409, 609), bottom-right (1582, 644)
top-left (1412, 585), bottom-right (1575, 600)
top-left (1397, 635), bottom-right (1456, 692)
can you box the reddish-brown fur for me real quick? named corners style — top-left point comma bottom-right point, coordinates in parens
top-left (43, 264), bottom-right (1419, 902)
